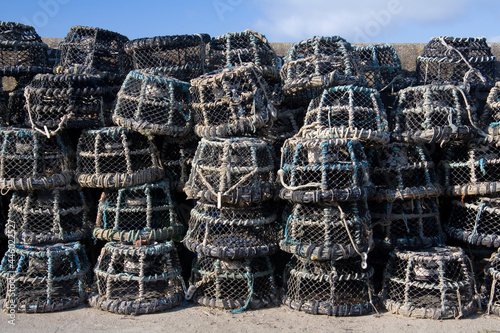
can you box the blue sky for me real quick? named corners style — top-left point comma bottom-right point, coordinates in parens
top-left (3, 0), bottom-right (499, 44)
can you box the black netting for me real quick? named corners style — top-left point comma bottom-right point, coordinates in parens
top-left (481, 82), bottom-right (500, 136)
top-left (0, 88), bottom-right (26, 127)
top-left (483, 250), bottom-right (500, 316)
top-left (160, 136), bottom-right (199, 192)
top-left (356, 44), bottom-right (406, 90)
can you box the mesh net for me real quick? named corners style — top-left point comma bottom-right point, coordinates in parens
top-left (381, 246), bottom-right (477, 319)
top-left (89, 241), bottom-right (184, 315)
top-left (188, 256), bottom-right (278, 311)
top-left (124, 34), bottom-right (210, 82)
top-left (265, 107), bottom-right (305, 143)
top-left (0, 127), bottom-right (73, 192)
top-left (481, 81), bottom-right (500, 136)
top-left (369, 198), bottom-right (444, 249)
top-left (185, 137), bottom-right (275, 204)
top-left (0, 242), bottom-right (89, 313)
top-left (279, 137), bottom-right (373, 203)
top-left (184, 201), bottom-right (279, 258)
top-left (160, 136), bottom-right (199, 192)
top-left (112, 69), bottom-right (192, 137)
top-left (190, 63), bottom-right (276, 137)
top-left (392, 84), bottom-right (478, 144)
top-left (280, 200), bottom-right (373, 261)
top-left (76, 126), bottom-right (164, 188)
top-left (416, 37), bottom-right (496, 88)
top-left (366, 143), bottom-right (442, 201)
top-left (0, 88), bottom-right (26, 127)
top-left (356, 44), bottom-right (403, 90)
top-left (282, 255), bottom-right (375, 316)
top-left (483, 250), bottom-right (500, 316)
top-left (298, 85), bottom-right (389, 144)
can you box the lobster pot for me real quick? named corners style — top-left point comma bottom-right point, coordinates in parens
top-left (6, 184), bottom-right (89, 244)
top-left (124, 34), bottom-right (210, 82)
top-left (438, 137), bottom-right (500, 196)
top-left (283, 255), bottom-right (375, 316)
top-left (281, 36), bottom-right (365, 108)
top-left (279, 137), bottom-right (373, 203)
top-left (481, 81), bottom-right (500, 136)
top-left (188, 256), bottom-right (278, 312)
top-left (76, 127), bottom-right (164, 188)
top-left (0, 242), bottom-right (89, 313)
top-left (392, 85), bottom-right (478, 144)
top-left (299, 85), bottom-right (389, 144)
top-left (0, 127), bottom-right (73, 192)
top-left (416, 37), bottom-right (496, 89)
top-left (184, 201), bottom-right (279, 259)
top-left (89, 242), bottom-right (184, 315)
top-left (112, 69), bottom-right (192, 137)
top-left (356, 44), bottom-right (403, 90)
top-left (445, 197), bottom-right (500, 248)
top-left (369, 198), bottom-right (444, 249)
top-left (25, 74), bottom-right (116, 131)
top-left (381, 246), bottom-right (477, 319)
top-left (55, 25), bottom-right (129, 79)
top-left (190, 63), bottom-right (276, 137)
top-left (160, 136), bottom-right (198, 192)
top-left (280, 200), bottom-right (372, 261)
top-left (185, 137), bottom-right (275, 204)
top-left (367, 143), bottom-right (442, 201)
top-left (483, 250), bottom-right (500, 316)
top-left (93, 180), bottom-right (185, 243)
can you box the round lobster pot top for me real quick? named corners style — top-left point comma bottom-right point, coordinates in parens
top-left (187, 256), bottom-right (278, 312)
top-left (278, 137), bottom-right (373, 203)
top-left (112, 69), bottom-right (192, 137)
top-left (6, 184), bottom-right (89, 244)
top-left (124, 34), bottom-right (211, 82)
top-left (481, 81), bottom-right (500, 136)
top-left (93, 180), bottom-right (185, 243)
top-left (190, 63), bottom-right (276, 137)
top-left (369, 197), bottom-right (444, 250)
top-left (76, 126), bottom-right (164, 188)
top-left (184, 201), bottom-right (279, 259)
top-left (299, 85), bottom-right (390, 144)
top-left (280, 200), bottom-right (373, 262)
top-left (25, 73), bottom-right (116, 132)
top-left (366, 143), bottom-right (442, 201)
top-left (89, 241), bottom-right (184, 315)
top-left (356, 44), bottom-right (403, 90)
top-left (55, 25), bottom-right (129, 79)
top-left (184, 137), bottom-right (275, 204)
top-left (445, 196), bottom-right (500, 248)
top-left (160, 136), bottom-right (198, 193)
top-left (381, 246), bottom-right (477, 319)
top-left (416, 36), bottom-right (496, 88)
top-left (483, 250), bottom-right (500, 316)
top-left (0, 127), bottom-right (73, 192)
top-left (438, 137), bottom-right (500, 196)
top-left (283, 255), bottom-right (375, 316)
top-left (391, 84), bottom-right (478, 144)
top-left (0, 242), bottom-right (89, 313)
top-left (281, 36), bottom-right (365, 107)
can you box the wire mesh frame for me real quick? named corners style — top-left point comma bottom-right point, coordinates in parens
top-left (76, 127), bottom-right (164, 188)
top-left (185, 137), bottom-right (275, 204)
top-left (278, 137), bottom-right (373, 203)
top-left (183, 201), bottom-right (280, 259)
top-left (112, 69), bottom-right (192, 137)
top-left (0, 127), bottom-right (73, 192)
top-left (356, 44), bottom-right (403, 90)
top-left (481, 81), bottom-right (500, 136)
top-left (0, 242), bottom-right (90, 313)
top-left (89, 241), bottom-right (184, 315)
top-left (483, 250), bottom-right (500, 316)
top-left (93, 180), bottom-right (185, 243)
top-left (160, 136), bottom-right (199, 192)
top-left (298, 85), bottom-right (390, 144)
top-left (282, 255), bottom-right (376, 316)
top-left (381, 246), bottom-right (478, 319)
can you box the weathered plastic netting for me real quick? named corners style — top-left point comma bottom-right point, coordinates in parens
top-left (282, 255), bottom-right (375, 316)
top-left (187, 256), bottom-right (278, 312)
top-left (279, 137), bottom-right (373, 203)
top-left (265, 107), bottom-right (305, 143)
top-left (0, 242), bottom-right (89, 313)
top-left (190, 63), bottom-right (276, 137)
top-left (280, 200), bottom-right (373, 261)
top-left (160, 136), bottom-right (198, 192)
top-left (481, 82), bottom-right (500, 136)
top-left (483, 250), bottom-right (500, 316)
top-left (6, 184), bottom-right (89, 244)
top-left (356, 44), bottom-right (403, 90)
top-left (112, 69), bottom-right (192, 137)
top-left (0, 127), bottom-right (73, 192)
top-left (298, 85), bottom-right (389, 144)
top-left (369, 198), bottom-right (444, 249)
top-left (381, 246), bottom-right (477, 319)
top-left (124, 34), bottom-right (210, 82)
top-left (89, 241), bottom-right (184, 315)
top-left (185, 137), bottom-right (275, 204)
top-left (76, 127), bottom-right (164, 188)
